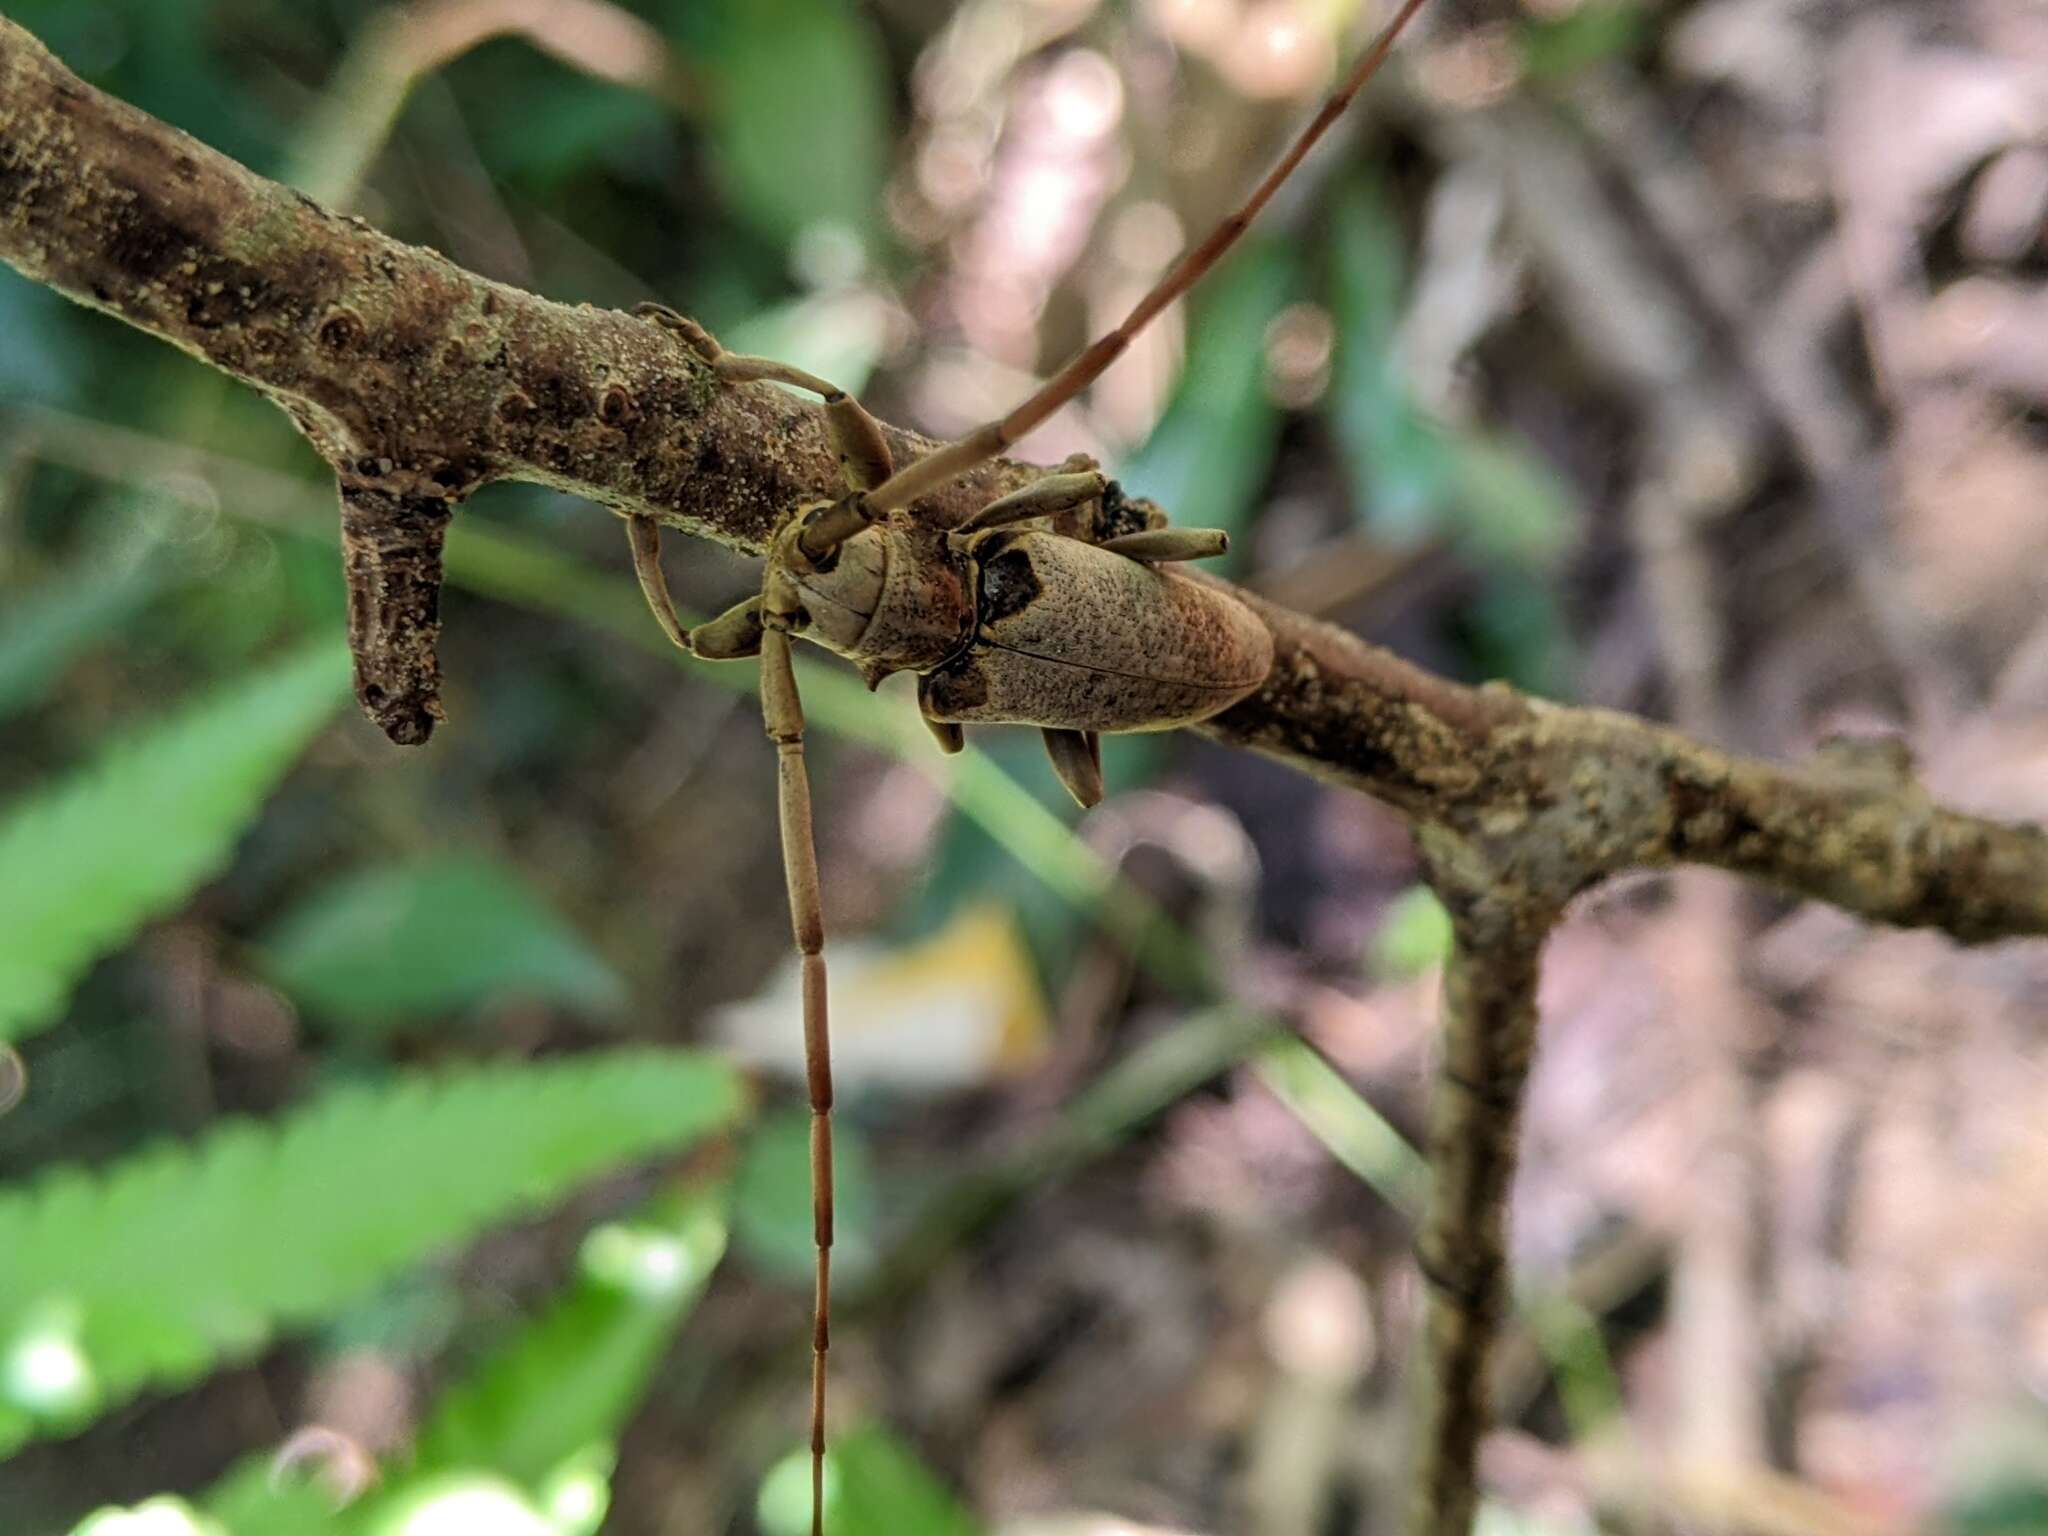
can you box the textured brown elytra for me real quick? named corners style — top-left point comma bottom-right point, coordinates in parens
top-left (918, 529), bottom-right (1275, 733)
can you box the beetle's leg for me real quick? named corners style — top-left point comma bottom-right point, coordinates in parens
top-left (759, 623), bottom-right (835, 1536)
top-left (1098, 528), bottom-right (1231, 563)
top-left (1041, 727), bottom-right (1104, 809)
top-left (690, 596), bottom-right (766, 660)
top-left (626, 515), bottom-right (692, 651)
top-left (922, 711), bottom-right (965, 755)
top-left (958, 470), bottom-right (1108, 533)
top-left (638, 305), bottom-right (892, 494)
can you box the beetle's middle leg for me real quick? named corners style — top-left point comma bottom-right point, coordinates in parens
top-left (637, 304), bottom-right (892, 493)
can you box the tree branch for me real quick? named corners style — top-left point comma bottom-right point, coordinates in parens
top-left (1405, 858), bottom-right (1553, 1536)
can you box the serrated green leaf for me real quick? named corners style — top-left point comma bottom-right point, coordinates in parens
top-left (0, 640), bottom-right (352, 1047)
top-left (1115, 238), bottom-right (1296, 577)
top-left (671, 0), bottom-right (892, 256)
top-left (256, 857), bottom-right (627, 1036)
top-left (0, 1049), bottom-right (745, 1455)
top-left (759, 1425), bottom-right (980, 1536)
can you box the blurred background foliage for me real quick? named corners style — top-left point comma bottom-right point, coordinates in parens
top-left (2, 0), bottom-right (2048, 1532)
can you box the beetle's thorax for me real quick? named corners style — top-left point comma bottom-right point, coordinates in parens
top-left (774, 502), bottom-right (975, 680)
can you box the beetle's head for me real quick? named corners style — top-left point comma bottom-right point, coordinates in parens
top-left (766, 497), bottom-right (887, 656)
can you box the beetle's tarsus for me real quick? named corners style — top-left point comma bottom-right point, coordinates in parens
top-left (1043, 727), bottom-right (1105, 808)
top-left (1099, 527), bottom-right (1230, 563)
top-left (626, 515), bottom-right (693, 652)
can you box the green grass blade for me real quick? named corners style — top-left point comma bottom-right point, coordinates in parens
top-left (0, 1048), bottom-right (744, 1455)
top-left (0, 639), bottom-right (352, 1046)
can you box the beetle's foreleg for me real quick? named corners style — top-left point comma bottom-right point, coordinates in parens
top-left (690, 596), bottom-right (766, 660)
top-left (1041, 727), bottom-right (1104, 808)
top-left (1098, 528), bottom-right (1231, 563)
top-left (958, 469), bottom-right (1108, 533)
top-left (761, 626), bottom-right (835, 1536)
top-left (625, 515), bottom-right (692, 651)
top-left (638, 304), bottom-right (892, 494)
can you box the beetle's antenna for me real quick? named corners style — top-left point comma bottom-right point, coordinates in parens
top-left (858, 0), bottom-right (1431, 520)
top-left (758, 626), bottom-right (835, 1536)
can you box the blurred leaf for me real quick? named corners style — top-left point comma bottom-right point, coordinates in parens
top-left (725, 290), bottom-right (891, 402)
top-left (1443, 430), bottom-right (1577, 569)
top-left (1520, 1), bottom-right (1649, 80)
top-left (408, 1186), bottom-right (728, 1489)
top-left (0, 640), bottom-right (351, 1048)
top-left (457, 67), bottom-right (670, 189)
top-left (1326, 178), bottom-right (1577, 692)
top-left (1327, 179), bottom-right (1576, 562)
top-left (70, 1497), bottom-right (227, 1536)
top-left (0, 274), bottom-right (83, 406)
top-left (199, 1189), bottom-right (725, 1536)
top-left (9, 0), bottom-right (283, 170)
top-left (758, 1425), bottom-right (979, 1536)
top-left (714, 904), bottom-right (1047, 1092)
top-left (734, 1107), bottom-right (879, 1285)
top-left (256, 857), bottom-right (627, 1036)
top-left (0, 1048), bottom-right (745, 1455)
top-left (670, 0), bottom-right (893, 256)
top-left (1370, 885), bottom-right (1453, 982)
top-left (1327, 179), bottom-right (1445, 544)
top-left (0, 556), bottom-right (167, 722)
top-left (1115, 238), bottom-right (1297, 577)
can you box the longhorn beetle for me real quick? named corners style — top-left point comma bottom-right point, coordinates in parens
top-left (628, 2), bottom-right (1428, 1527)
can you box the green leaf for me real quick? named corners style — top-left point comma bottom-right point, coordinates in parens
top-left (672, 0), bottom-right (893, 256)
top-left (409, 1187), bottom-right (728, 1489)
top-left (70, 1497), bottom-right (227, 1536)
top-left (734, 1108), bottom-right (879, 1285)
top-left (759, 1425), bottom-right (980, 1536)
top-left (256, 857), bottom-right (628, 1036)
top-left (725, 290), bottom-right (890, 403)
top-left (1370, 885), bottom-right (1454, 982)
top-left (0, 640), bottom-right (352, 1047)
top-left (0, 557), bottom-right (168, 723)
top-left (0, 1049), bottom-right (745, 1455)
top-left (1115, 238), bottom-right (1296, 577)
top-left (1520, 1), bottom-right (1649, 80)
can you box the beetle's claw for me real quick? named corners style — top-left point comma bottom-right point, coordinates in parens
top-left (1042, 728), bottom-right (1104, 809)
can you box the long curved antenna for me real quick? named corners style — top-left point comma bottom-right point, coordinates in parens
top-left (859, 0), bottom-right (1431, 520)
top-left (760, 626), bottom-right (835, 1536)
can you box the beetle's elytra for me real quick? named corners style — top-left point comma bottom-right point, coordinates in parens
top-left (919, 528), bottom-right (1274, 733)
